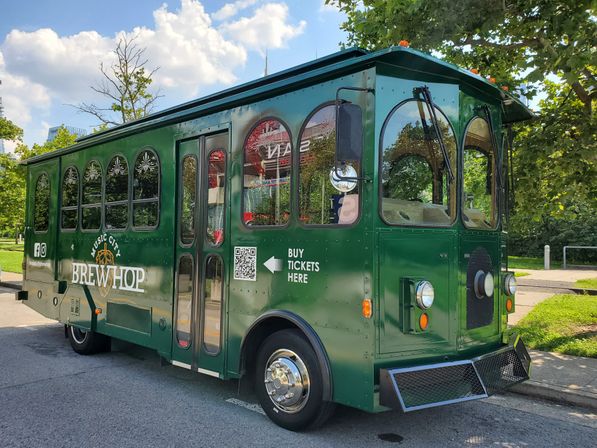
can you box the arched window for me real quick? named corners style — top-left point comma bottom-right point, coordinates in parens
top-left (82, 160), bottom-right (102, 230)
top-left (298, 103), bottom-right (360, 225)
top-left (61, 167), bottom-right (79, 230)
top-left (133, 149), bottom-right (160, 228)
top-left (34, 173), bottom-right (50, 232)
top-left (242, 118), bottom-right (291, 226)
top-left (462, 117), bottom-right (497, 229)
top-left (380, 99), bottom-right (457, 226)
top-left (105, 156), bottom-right (129, 230)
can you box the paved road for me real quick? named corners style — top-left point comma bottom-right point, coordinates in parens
top-left (1, 290), bottom-right (596, 448)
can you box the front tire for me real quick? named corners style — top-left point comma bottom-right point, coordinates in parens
top-left (255, 329), bottom-right (335, 431)
top-left (67, 325), bottom-right (110, 355)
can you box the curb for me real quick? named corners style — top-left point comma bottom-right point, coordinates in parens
top-left (0, 281), bottom-right (21, 291)
top-left (510, 380), bottom-right (597, 411)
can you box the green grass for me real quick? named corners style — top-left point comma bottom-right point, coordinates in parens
top-left (0, 250), bottom-right (23, 273)
top-left (508, 256), bottom-right (562, 270)
top-left (514, 294), bottom-right (597, 358)
top-left (0, 240), bottom-right (24, 252)
top-left (575, 278), bottom-right (597, 290)
top-left (514, 271), bottom-right (530, 277)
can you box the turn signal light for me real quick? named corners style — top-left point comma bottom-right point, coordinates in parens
top-left (506, 298), bottom-right (513, 313)
top-left (95, 308), bottom-right (102, 315)
top-left (362, 298), bottom-right (372, 319)
top-left (419, 313), bottom-right (429, 330)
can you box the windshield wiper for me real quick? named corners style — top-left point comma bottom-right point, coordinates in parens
top-left (481, 105), bottom-right (503, 190)
top-left (414, 86), bottom-right (454, 181)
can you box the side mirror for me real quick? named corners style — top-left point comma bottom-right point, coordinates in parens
top-left (336, 103), bottom-right (363, 162)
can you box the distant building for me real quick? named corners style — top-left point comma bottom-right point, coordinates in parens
top-left (47, 125), bottom-right (88, 142)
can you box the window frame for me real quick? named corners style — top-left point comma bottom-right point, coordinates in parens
top-left (174, 253), bottom-right (194, 350)
top-left (33, 171), bottom-right (51, 234)
top-left (296, 101), bottom-right (363, 228)
top-left (80, 159), bottom-right (103, 232)
top-left (132, 147), bottom-right (161, 231)
top-left (460, 114), bottom-right (499, 231)
top-left (378, 98), bottom-right (458, 229)
top-left (205, 148), bottom-right (227, 247)
top-left (60, 166), bottom-right (79, 232)
top-left (240, 116), bottom-right (293, 230)
top-left (104, 154), bottom-right (130, 232)
top-left (179, 153), bottom-right (198, 247)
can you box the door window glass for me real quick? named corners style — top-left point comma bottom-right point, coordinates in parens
top-left (463, 117), bottom-right (497, 229)
top-left (242, 119), bottom-right (291, 226)
top-left (105, 156), bottom-right (129, 229)
top-left (380, 100), bottom-right (457, 226)
top-left (176, 255), bottom-right (194, 348)
top-left (207, 150), bottom-right (226, 246)
top-left (133, 149), bottom-right (160, 228)
top-left (34, 173), bottom-right (50, 232)
top-left (61, 167), bottom-right (78, 230)
top-left (82, 160), bottom-right (102, 230)
top-left (180, 155), bottom-right (197, 244)
top-left (299, 104), bottom-right (360, 225)
top-left (203, 255), bottom-right (223, 354)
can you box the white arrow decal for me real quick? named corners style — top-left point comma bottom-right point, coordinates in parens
top-left (263, 256), bottom-right (283, 274)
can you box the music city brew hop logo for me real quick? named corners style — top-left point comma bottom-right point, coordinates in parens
top-left (71, 233), bottom-right (146, 297)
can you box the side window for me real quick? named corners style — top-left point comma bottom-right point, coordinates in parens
top-left (380, 100), bottom-right (457, 226)
top-left (105, 156), bottom-right (129, 230)
top-left (207, 150), bottom-right (226, 246)
top-left (61, 167), bottom-right (78, 230)
top-left (463, 117), bottom-right (497, 229)
top-left (82, 160), bottom-right (102, 230)
top-left (203, 255), bottom-right (223, 354)
top-left (242, 118), bottom-right (291, 226)
top-left (180, 155), bottom-right (197, 244)
top-left (175, 255), bottom-right (193, 348)
top-left (34, 173), bottom-right (50, 232)
top-left (299, 104), bottom-right (360, 225)
top-left (133, 149), bottom-right (160, 228)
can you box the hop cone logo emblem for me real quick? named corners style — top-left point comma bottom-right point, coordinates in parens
top-left (96, 243), bottom-right (115, 297)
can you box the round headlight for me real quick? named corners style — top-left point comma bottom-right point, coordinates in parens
top-left (503, 273), bottom-right (517, 296)
top-left (484, 272), bottom-right (494, 297)
top-left (415, 281), bottom-right (434, 309)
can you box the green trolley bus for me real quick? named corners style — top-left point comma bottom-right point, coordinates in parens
top-left (19, 46), bottom-right (533, 430)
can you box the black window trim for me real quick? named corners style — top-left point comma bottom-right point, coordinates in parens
top-left (205, 148), bottom-right (227, 248)
top-left (60, 165), bottom-right (80, 232)
top-left (179, 153), bottom-right (198, 247)
top-left (378, 97), bottom-right (458, 229)
top-left (33, 171), bottom-right (51, 234)
top-left (174, 253), bottom-right (194, 350)
top-left (240, 116), bottom-right (293, 230)
top-left (460, 114), bottom-right (500, 231)
top-left (201, 253), bottom-right (224, 356)
top-left (104, 153), bottom-right (130, 232)
top-left (132, 146), bottom-right (161, 231)
top-left (296, 100), bottom-right (364, 229)
top-left (81, 159), bottom-right (103, 232)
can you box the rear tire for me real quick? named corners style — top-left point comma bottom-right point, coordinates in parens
top-left (67, 325), bottom-right (110, 355)
top-left (255, 329), bottom-right (335, 431)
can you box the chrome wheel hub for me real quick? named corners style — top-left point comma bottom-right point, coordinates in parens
top-left (264, 349), bottom-right (310, 413)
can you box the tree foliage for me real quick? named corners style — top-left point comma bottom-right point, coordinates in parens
top-left (0, 117), bottom-right (24, 142)
top-left (77, 35), bottom-right (162, 126)
top-left (328, 0), bottom-right (596, 113)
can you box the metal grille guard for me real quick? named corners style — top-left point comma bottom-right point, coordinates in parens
top-left (380, 335), bottom-right (531, 412)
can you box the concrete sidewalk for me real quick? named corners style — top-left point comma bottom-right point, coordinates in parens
top-left (512, 350), bottom-right (597, 411)
top-left (0, 271), bottom-right (22, 290)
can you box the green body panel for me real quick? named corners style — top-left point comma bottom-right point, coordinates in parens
top-left (21, 47), bottom-right (531, 414)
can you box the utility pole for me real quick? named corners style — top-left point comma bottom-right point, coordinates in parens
top-left (264, 49), bottom-right (268, 77)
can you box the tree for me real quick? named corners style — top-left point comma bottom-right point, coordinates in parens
top-left (328, 0), bottom-right (596, 113)
top-left (0, 117), bottom-right (24, 141)
top-left (77, 35), bottom-right (162, 126)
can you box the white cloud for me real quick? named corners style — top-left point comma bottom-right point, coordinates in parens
top-left (0, 0), bottom-right (306, 144)
top-left (220, 3), bottom-right (306, 53)
top-left (212, 0), bottom-right (258, 21)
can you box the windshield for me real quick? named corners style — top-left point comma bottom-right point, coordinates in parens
top-left (462, 117), bottom-right (497, 229)
top-left (380, 99), bottom-right (457, 226)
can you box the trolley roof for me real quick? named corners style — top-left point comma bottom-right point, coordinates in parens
top-left (23, 46), bottom-right (533, 165)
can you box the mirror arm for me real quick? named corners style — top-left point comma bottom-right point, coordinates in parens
top-left (334, 86), bottom-right (375, 182)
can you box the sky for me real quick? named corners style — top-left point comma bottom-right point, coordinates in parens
top-left (0, 0), bottom-right (347, 151)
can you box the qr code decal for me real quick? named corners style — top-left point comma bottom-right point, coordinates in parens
top-left (233, 246), bottom-right (257, 281)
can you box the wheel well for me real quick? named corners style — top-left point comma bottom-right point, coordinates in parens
top-left (239, 312), bottom-right (333, 402)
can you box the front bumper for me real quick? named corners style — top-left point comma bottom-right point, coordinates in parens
top-left (380, 335), bottom-right (531, 412)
